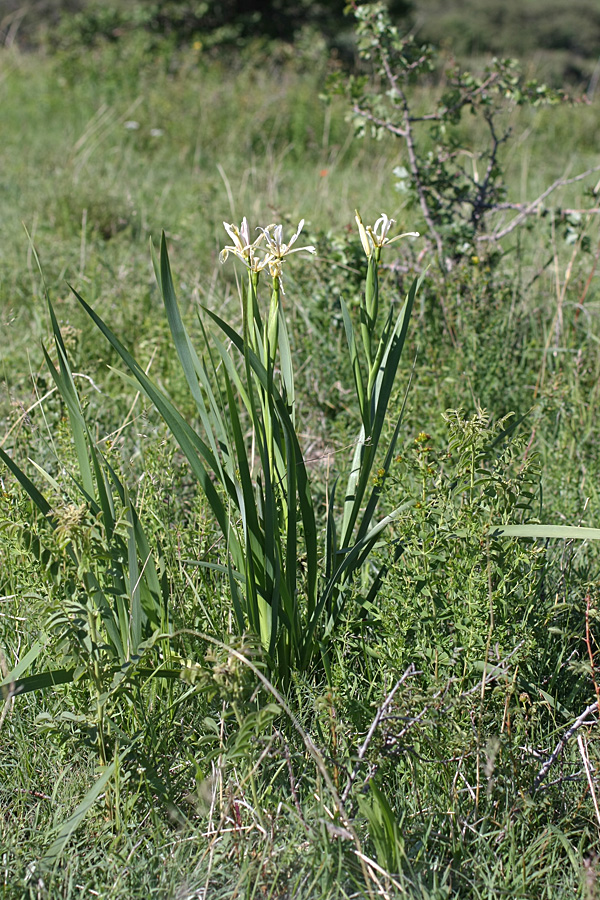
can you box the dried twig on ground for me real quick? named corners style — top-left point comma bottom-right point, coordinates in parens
top-left (534, 701), bottom-right (598, 790)
top-left (341, 664), bottom-right (417, 803)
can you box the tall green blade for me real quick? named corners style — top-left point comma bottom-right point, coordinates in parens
top-left (70, 286), bottom-right (242, 568)
top-left (44, 300), bottom-right (94, 498)
top-left (126, 495), bottom-right (143, 656)
top-left (369, 277), bottom-right (418, 452)
top-left (277, 301), bottom-right (295, 416)
top-left (222, 371), bottom-right (265, 639)
top-left (153, 236), bottom-right (228, 478)
top-left (354, 363), bottom-right (414, 547)
top-left (339, 277), bottom-right (418, 552)
top-left (0, 640), bottom-right (46, 698)
top-left (0, 447), bottom-right (53, 518)
top-left (340, 298), bottom-right (367, 427)
top-left (205, 308), bottom-right (319, 610)
top-left (492, 524), bottom-right (600, 540)
top-left (41, 761), bottom-right (117, 868)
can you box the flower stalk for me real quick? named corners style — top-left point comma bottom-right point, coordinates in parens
top-left (354, 211), bottom-right (419, 430)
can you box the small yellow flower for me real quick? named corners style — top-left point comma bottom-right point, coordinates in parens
top-left (355, 210), bottom-right (419, 258)
top-left (267, 257), bottom-right (283, 280)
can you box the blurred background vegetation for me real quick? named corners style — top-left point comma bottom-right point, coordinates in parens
top-left (3, 0), bottom-right (600, 87)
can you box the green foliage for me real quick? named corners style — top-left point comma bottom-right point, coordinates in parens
top-left (3, 13), bottom-right (600, 898)
top-left (0, 284), bottom-right (183, 854)
top-left (416, 0), bottom-right (600, 73)
top-left (336, 2), bottom-right (570, 268)
top-left (384, 411), bottom-right (545, 679)
top-left (65, 226), bottom-right (419, 683)
top-left (39, 0), bottom-right (363, 56)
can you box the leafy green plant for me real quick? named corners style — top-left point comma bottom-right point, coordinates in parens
top-left (63, 214), bottom-right (421, 683)
top-left (334, 2), bottom-right (600, 269)
top-left (0, 278), bottom-right (178, 780)
top-left (0, 279), bottom-right (200, 865)
top-left (383, 411), bottom-right (547, 684)
top-left (0, 212), bottom-right (424, 873)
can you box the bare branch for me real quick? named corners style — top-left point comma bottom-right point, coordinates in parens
top-left (398, 94), bottom-right (446, 265)
top-left (351, 103), bottom-right (407, 138)
top-left (341, 664), bottom-right (417, 802)
top-left (533, 701), bottom-right (598, 790)
top-left (478, 164), bottom-right (600, 243)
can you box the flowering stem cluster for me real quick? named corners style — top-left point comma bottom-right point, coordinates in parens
top-left (220, 218), bottom-right (316, 427)
top-left (353, 212), bottom-right (418, 429)
top-left (220, 218), bottom-right (316, 496)
top-left (107, 209), bottom-right (418, 678)
top-left (335, 212), bottom-right (420, 578)
top-left (222, 218), bottom-right (315, 379)
top-left (220, 218), bottom-right (315, 290)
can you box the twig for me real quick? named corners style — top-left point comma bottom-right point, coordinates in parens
top-left (576, 236), bottom-right (600, 322)
top-left (534, 701), bottom-right (598, 790)
top-left (538, 772), bottom-right (585, 790)
top-left (477, 164), bottom-right (600, 243)
top-left (341, 665), bottom-right (416, 803)
top-left (351, 103), bottom-right (407, 138)
top-left (471, 112), bottom-right (511, 229)
top-left (278, 729), bottom-right (309, 832)
top-left (577, 733), bottom-right (600, 831)
top-left (585, 593), bottom-right (600, 715)
top-left (353, 849), bottom-right (408, 896)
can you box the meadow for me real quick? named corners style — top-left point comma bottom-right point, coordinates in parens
top-left (2, 8), bottom-right (600, 898)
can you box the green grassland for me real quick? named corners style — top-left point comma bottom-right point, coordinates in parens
top-left (2, 15), bottom-right (600, 900)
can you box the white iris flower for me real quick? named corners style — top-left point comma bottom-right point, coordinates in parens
top-left (255, 219), bottom-right (316, 288)
top-left (355, 210), bottom-right (419, 258)
top-left (219, 218), bottom-right (270, 272)
top-left (219, 218), bottom-right (316, 286)
top-left (256, 219), bottom-right (316, 262)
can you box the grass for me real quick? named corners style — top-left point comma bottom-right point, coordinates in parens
top-left (2, 26), bottom-right (600, 900)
